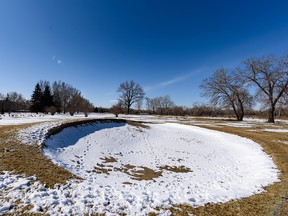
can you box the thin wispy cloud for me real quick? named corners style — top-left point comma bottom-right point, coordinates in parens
top-left (144, 67), bottom-right (208, 92)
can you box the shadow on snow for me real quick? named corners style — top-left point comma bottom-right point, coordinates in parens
top-left (44, 121), bottom-right (126, 149)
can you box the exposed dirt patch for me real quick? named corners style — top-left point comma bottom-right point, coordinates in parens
top-left (101, 156), bottom-right (118, 163)
top-left (125, 120), bottom-right (150, 129)
top-left (90, 156), bottom-right (164, 181)
top-left (159, 165), bottom-right (192, 173)
top-left (119, 164), bottom-right (162, 181)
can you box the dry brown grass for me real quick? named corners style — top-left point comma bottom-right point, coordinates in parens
top-left (1, 117), bottom-right (288, 215)
top-left (91, 159), bottom-right (192, 181)
top-left (125, 120), bottom-right (150, 129)
top-left (90, 156), bottom-right (163, 181)
top-left (119, 164), bottom-right (162, 181)
top-left (159, 165), bottom-right (192, 173)
top-left (100, 156), bottom-right (118, 163)
top-left (0, 124), bottom-right (77, 188)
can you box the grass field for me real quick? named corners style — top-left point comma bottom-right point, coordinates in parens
top-left (1, 116), bottom-right (287, 215)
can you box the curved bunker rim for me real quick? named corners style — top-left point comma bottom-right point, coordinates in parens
top-left (42, 118), bottom-right (150, 149)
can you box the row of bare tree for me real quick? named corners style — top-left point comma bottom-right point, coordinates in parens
top-left (30, 80), bottom-right (94, 116)
top-left (201, 54), bottom-right (288, 123)
top-left (51, 81), bottom-right (94, 116)
top-left (113, 54), bottom-right (288, 123)
top-left (146, 95), bottom-right (175, 115)
top-left (0, 92), bottom-right (30, 114)
top-left (1, 54), bottom-right (287, 123)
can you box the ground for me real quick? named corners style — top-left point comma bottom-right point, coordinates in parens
top-left (0, 113), bottom-right (288, 215)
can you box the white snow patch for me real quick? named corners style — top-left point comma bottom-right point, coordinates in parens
top-left (0, 113), bottom-right (114, 125)
top-left (18, 121), bottom-right (62, 145)
top-left (263, 129), bottom-right (288, 133)
top-left (220, 122), bottom-right (253, 128)
top-left (37, 122), bottom-right (280, 214)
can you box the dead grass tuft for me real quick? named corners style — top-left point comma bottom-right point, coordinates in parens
top-left (159, 165), bottom-right (192, 173)
top-left (125, 120), bottom-right (150, 129)
top-left (91, 158), bottom-right (163, 181)
top-left (119, 164), bottom-right (162, 181)
top-left (93, 165), bottom-right (113, 174)
top-left (0, 124), bottom-right (77, 188)
top-left (100, 156), bottom-right (118, 163)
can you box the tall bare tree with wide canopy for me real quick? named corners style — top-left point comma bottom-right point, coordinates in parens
top-left (241, 54), bottom-right (288, 123)
top-left (117, 80), bottom-right (144, 114)
top-left (201, 68), bottom-right (253, 121)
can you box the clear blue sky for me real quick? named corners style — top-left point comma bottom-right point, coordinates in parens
top-left (1, 0), bottom-right (288, 108)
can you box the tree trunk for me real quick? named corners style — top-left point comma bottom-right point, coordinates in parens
top-left (238, 115), bottom-right (243, 121)
top-left (268, 106), bottom-right (275, 123)
top-left (1, 103), bottom-right (4, 114)
top-left (231, 102), bottom-right (241, 121)
top-left (236, 114), bottom-right (243, 121)
top-left (238, 98), bottom-right (244, 121)
top-left (127, 106), bottom-right (130, 114)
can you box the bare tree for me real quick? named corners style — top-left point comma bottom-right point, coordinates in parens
top-left (52, 81), bottom-right (75, 114)
top-left (148, 97), bottom-right (159, 114)
top-left (145, 97), bottom-right (151, 111)
top-left (6, 92), bottom-right (29, 112)
top-left (159, 95), bottom-right (175, 115)
top-left (51, 80), bottom-right (94, 115)
top-left (201, 68), bottom-right (253, 121)
top-left (79, 97), bottom-right (94, 117)
top-left (117, 80), bottom-right (144, 114)
top-left (145, 95), bottom-right (175, 115)
top-left (241, 54), bottom-right (288, 123)
top-left (51, 81), bottom-right (62, 112)
top-left (0, 93), bottom-right (5, 114)
top-left (136, 98), bottom-right (143, 114)
top-left (110, 101), bottom-right (125, 117)
top-left (66, 88), bottom-right (82, 116)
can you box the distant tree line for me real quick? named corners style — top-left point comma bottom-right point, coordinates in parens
top-left (1, 53), bottom-right (287, 123)
top-left (201, 54), bottom-right (288, 123)
top-left (113, 81), bottom-right (177, 116)
top-left (111, 53), bottom-right (288, 123)
top-left (30, 80), bottom-right (94, 116)
top-left (146, 95), bottom-right (175, 115)
top-left (0, 92), bottom-right (30, 114)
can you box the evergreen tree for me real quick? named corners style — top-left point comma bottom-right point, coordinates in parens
top-left (42, 85), bottom-right (54, 113)
top-left (30, 83), bottom-right (43, 113)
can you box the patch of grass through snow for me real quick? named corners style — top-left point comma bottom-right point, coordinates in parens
top-left (0, 124), bottom-right (77, 188)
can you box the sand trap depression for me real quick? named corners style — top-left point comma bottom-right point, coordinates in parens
top-left (43, 122), bottom-right (279, 213)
